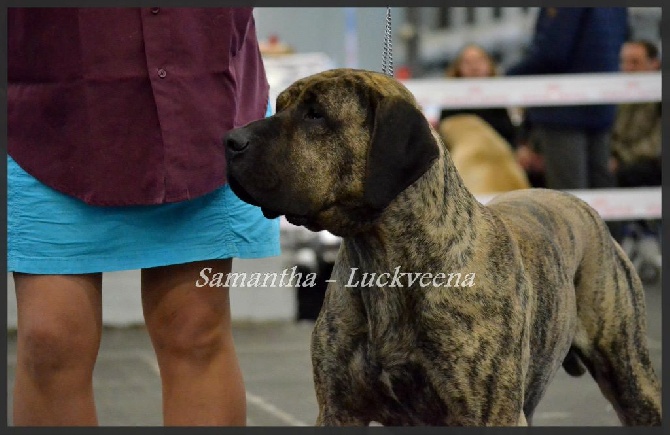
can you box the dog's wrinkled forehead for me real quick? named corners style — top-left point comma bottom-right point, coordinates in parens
top-left (276, 68), bottom-right (419, 112)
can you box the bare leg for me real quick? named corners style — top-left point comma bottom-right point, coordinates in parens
top-left (141, 259), bottom-right (245, 426)
top-left (13, 273), bottom-right (103, 426)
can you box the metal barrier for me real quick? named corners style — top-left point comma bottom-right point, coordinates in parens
top-left (401, 71), bottom-right (661, 118)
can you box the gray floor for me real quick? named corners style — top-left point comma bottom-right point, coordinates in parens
top-left (7, 281), bottom-right (662, 426)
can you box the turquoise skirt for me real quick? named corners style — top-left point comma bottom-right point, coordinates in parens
top-left (7, 155), bottom-right (280, 274)
top-left (9, 101), bottom-right (280, 274)
top-left (18, 85), bottom-right (289, 268)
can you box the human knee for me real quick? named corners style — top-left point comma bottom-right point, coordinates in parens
top-left (149, 308), bottom-right (230, 361)
top-left (18, 320), bottom-right (99, 383)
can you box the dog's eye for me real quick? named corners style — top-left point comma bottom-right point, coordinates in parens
top-left (304, 107), bottom-right (324, 121)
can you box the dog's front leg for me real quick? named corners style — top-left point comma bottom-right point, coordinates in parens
top-left (312, 316), bottom-right (371, 426)
top-left (315, 409), bottom-right (370, 426)
top-left (311, 282), bottom-right (372, 426)
top-left (421, 315), bottom-right (529, 426)
top-left (517, 411), bottom-right (528, 426)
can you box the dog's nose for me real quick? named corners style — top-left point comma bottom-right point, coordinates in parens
top-left (224, 129), bottom-right (251, 154)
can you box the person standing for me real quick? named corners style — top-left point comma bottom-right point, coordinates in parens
top-left (8, 8), bottom-right (279, 426)
top-left (506, 7), bottom-right (629, 190)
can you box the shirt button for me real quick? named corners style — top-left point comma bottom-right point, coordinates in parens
top-left (151, 8), bottom-right (160, 14)
top-left (158, 68), bottom-right (167, 78)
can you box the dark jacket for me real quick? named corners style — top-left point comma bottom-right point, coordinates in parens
top-left (506, 7), bottom-right (628, 132)
top-left (8, 8), bottom-right (269, 206)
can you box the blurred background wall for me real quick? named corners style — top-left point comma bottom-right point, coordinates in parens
top-left (254, 7), bottom-right (661, 78)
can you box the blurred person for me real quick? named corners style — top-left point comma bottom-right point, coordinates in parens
top-left (8, 8), bottom-right (279, 426)
top-left (439, 44), bottom-right (543, 188)
top-left (506, 7), bottom-right (629, 191)
top-left (609, 39), bottom-right (661, 275)
top-left (440, 44), bottom-right (518, 146)
top-left (445, 43), bottom-right (499, 77)
top-left (610, 39), bottom-right (661, 187)
top-left (514, 117), bottom-right (546, 188)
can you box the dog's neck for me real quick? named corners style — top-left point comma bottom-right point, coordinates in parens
top-left (342, 135), bottom-right (484, 274)
top-left (335, 137), bottom-right (485, 338)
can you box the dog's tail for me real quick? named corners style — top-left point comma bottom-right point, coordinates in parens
top-left (562, 347), bottom-right (587, 377)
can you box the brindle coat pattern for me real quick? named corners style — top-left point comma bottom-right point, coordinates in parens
top-left (224, 68), bottom-right (661, 426)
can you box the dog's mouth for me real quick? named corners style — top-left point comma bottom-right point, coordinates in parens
top-left (261, 207), bottom-right (280, 219)
top-left (228, 172), bottom-right (315, 224)
top-left (227, 172), bottom-right (262, 208)
top-left (284, 213), bottom-right (312, 226)
top-left (263, 207), bottom-right (313, 226)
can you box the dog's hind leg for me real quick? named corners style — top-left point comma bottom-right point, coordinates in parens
top-left (571, 237), bottom-right (661, 426)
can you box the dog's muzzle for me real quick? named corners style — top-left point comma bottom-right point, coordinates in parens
top-left (223, 127), bottom-right (259, 207)
top-left (224, 128), bottom-right (251, 157)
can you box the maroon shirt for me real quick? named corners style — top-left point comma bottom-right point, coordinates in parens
top-left (8, 8), bottom-right (269, 206)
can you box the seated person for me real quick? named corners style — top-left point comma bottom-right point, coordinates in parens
top-left (610, 40), bottom-right (661, 188)
top-left (439, 44), bottom-right (518, 146)
top-left (609, 39), bottom-right (661, 274)
top-left (440, 44), bottom-right (546, 187)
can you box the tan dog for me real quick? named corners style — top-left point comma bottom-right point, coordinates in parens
top-left (439, 114), bottom-right (530, 194)
top-left (224, 69), bottom-right (661, 426)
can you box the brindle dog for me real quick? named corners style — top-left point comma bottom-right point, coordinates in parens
top-left (224, 69), bottom-right (661, 426)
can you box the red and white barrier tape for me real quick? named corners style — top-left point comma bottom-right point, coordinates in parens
top-left (402, 71), bottom-right (661, 109)
top-left (477, 186), bottom-right (662, 221)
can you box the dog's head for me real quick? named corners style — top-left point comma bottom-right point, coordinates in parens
top-left (225, 68), bottom-right (439, 236)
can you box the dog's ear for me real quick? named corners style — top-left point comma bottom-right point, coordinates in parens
top-left (363, 96), bottom-right (439, 211)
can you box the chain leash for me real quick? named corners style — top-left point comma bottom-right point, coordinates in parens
top-left (382, 7), bottom-right (393, 76)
